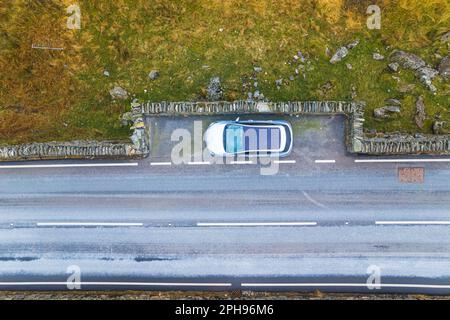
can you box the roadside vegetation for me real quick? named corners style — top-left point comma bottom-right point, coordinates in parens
top-left (0, 0), bottom-right (449, 144)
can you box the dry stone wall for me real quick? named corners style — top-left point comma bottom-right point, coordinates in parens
top-left (140, 100), bottom-right (449, 155)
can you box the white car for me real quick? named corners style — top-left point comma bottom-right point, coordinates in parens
top-left (204, 119), bottom-right (293, 157)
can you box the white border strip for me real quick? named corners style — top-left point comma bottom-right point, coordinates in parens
top-left (37, 222), bottom-right (144, 227)
top-left (241, 283), bottom-right (450, 289)
top-left (375, 221), bottom-right (450, 225)
top-left (355, 159), bottom-right (450, 163)
top-left (150, 162), bottom-right (172, 166)
top-left (274, 160), bottom-right (296, 164)
top-left (315, 160), bottom-right (336, 164)
top-left (197, 222), bottom-right (317, 227)
top-left (0, 163), bottom-right (139, 169)
top-left (0, 282), bottom-right (232, 287)
top-left (188, 161), bottom-right (211, 165)
top-left (230, 161), bottom-right (254, 165)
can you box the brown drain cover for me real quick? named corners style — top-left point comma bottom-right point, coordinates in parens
top-left (398, 167), bottom-right (424, 183)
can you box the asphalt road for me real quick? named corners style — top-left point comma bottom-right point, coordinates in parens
top-left (0, 114), bottom-right (450, 294)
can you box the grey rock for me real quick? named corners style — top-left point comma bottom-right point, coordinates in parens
top-left (346, 39), bottom-right (360, 49)
top-left (109, 86), bottom-right (129, 100)
top-left (103, 70), bottom-right (110, 77)
top-left (398, 83), bottom-right (415, 93)
top-left (289, 75), bottom-right (295, 81)
top-left (414, 96), bottom-right (426, 129)
top-left (275, 79), bottom-right (283, 86)
top-left (148, 70), bottom-right (160, 80)
top-left (416, 66), bottom-right (438, 92)
top-left (373, 53), bottom-right (385, 61)
top-left (388, 62), bottom-right (399, 72)
top-left (253, 91), bottom-right (260, 99)
top-left (390, 50), bottom-right (426, 70)
top-left (346, 63), bottom-right (353, 70)
top-left (254, 66), bottom-right (263, 73)
top-left (438, 55), bottom-right (450, 79)
top-left (433, 121), bottom-right (445, 134)
top-left (330, 46), bottom-right (349, 64)
top-left (441, 31), bottom-right (450, 42)
top-left (373, 106), bottom-right (401, 119)
top-left (206, 77), bottom-right (223, 101)
top-left (385, 98), bottom-right (401, 106)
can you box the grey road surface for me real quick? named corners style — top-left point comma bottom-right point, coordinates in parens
top-left (0, 115), bottom-right (450, 294)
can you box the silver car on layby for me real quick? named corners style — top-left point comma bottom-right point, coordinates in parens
top-left (204, 119), bottom-right (293, 157)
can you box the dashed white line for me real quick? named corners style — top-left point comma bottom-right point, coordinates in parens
top-left (36, 222), bottom-right (144, 227)
top-left (315, 160), bottom-right (336, 164)
top-left (0, 282), bottom-right (232, 287)
top-left (375, 221), bottom-right (450, 225)
top-left (240, 283), bottom-right (450, 289)
top-left (0, 163), bottom-right (139, 169)
top-left (150, 162), bottom-right (172, 166)
top-left (197, 222), bottom-right (317, 227)
top-left (230, 160), bottom-right (254, 165)
top-left (274, 160), bottom-right (296, 164)
top-left (187, 161), bottom-right (211, 165)
top-left (355, 159), bottom-right (450, 163)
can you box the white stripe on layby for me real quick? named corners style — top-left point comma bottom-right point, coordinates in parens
top-left (0, 163), bottom-right (139, 169)
top-left (375, 221), bottom-right (450, 225)
top-left (150, 162), bottom-right (172, 166)
top-left (36, 222), bottom-right (144, 227)
top-left (315, 160), bottom-right (336, 164)
top-left (0, 282), bottom-right (232, 287)
top-left (197, 222), bottom-right (317, 227)
top-left (187, 161), bottom-right (211, 165)
top-left (355, 159), bottom-right (450, 163)
top-left (230, 160), bottom-right (254, 165)
top-left (274, 160), bottom-right (296, 164)
top-left (240, 283), bottom-right (450, 289)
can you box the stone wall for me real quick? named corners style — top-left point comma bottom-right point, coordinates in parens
top-left (140, 100), bottom-right (450, 155)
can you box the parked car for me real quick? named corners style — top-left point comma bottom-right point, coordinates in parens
top-left (204, 119), bottom-right (293, 157)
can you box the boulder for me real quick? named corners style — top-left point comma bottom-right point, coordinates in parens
top-left (206, 77), bottom-right (223, 101)
top-left (390, 50), bottom-right (426, 70)
top-left (438, 55), bottom-right (450, 80)
top-left (373, 53), bottom-right (385, 61)
top-left (388, 62), bottom-right (399, 72)
top-left (414, 96), bottom-right (426, 129)
top-left (148, 70), bottom-right (160, 80)
top-left (373, 106), bottom-right (401, 119)
top-left (432, 121), bottom-right (445, 134)
top-left (109, 86), bottom-right (129, 100)
top-left (330, 47), bottom-right (349, 64)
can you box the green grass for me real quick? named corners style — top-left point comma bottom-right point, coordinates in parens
top-left (0, 0), bottom-right (449, 144)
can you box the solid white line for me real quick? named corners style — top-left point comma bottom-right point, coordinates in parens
top-left (0, 282), bottom-right (232, 287)
top-left (355, 159), bottom-right (450, 163)
top-left (274, 160), bottom-right (296, 164)
top-left (241, 283), bottom-right (450, 289)
top-left (197, 222), bottom-right (317, 227)
top-left (36, 222), bottom-right (144, 227)
top-left (150, 162), bottom-right (172, 166)
top-left (0, 163), bottom-right (139, 169)
top-left (230, 161), bottom-right (254, 165)
top-left (315, 160), bottom-right (336, 164)
top-left (375, 221), bottom-right (450, 225)
top-left (188, 161), bottom-right (211, 165)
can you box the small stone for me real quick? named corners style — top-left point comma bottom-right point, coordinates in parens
top-left (346, 63), bottom-right (353, 70)
top-left (385, 98), bottom-right (401, 106)
top-left (148, 70), bottom-right (160, 80)
top-left (247, 92), bottom-right (253, 99)
top-left (289, 75), bottom-right (295, 81)
top-left (432, 121), bottom-right (445, 134)
top-left (253, 90), bottom-right (260, 98)
top-left (346, 39), bottom-right (360, 50)
top-left (398, 83), bottom-right (415, 93)
top-left (414, 96), bottom-right (426, 129)
top-left (330, 47), bottom-right (349, 64)
top-left (254, 66), bottom-right (263, 73)
top-left (275, 79), bottom-right (283, 86)
top-left (388, 62), bottom-right (399, 72)
top-left (254, 82), bottom-right (258, 87)
top-left (103, 70), bottom-right (110, 77)
top-left (438, 55), bottom-right (450, 80)
top-left (206, 77), bottom-right (223, 101)
top-left (109, 86), bottom-right (128, 100)
top-left (373, 106), bottom-right (401, 119)
top-left (440, 31), bottom-right (450, 43)
top-left (373, 53), bottom-right (385, 61)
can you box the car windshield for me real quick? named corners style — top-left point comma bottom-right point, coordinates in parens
top-left (224, 124), bottom-right (244, 153)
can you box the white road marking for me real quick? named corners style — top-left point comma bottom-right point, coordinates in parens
top-left (241, 283), bottom-right (450, 289)
top-left (187, 161), bottom-right (211, 165)
top-left (230, 160), bottom-right (254, 165)
top-left (150, 162), bottom-right (172, 166)
top-left (36, 222), bottom-right (144, 227)
top-left (274, 160), bottom-right (296, 164)
top-left (375, 221), bottom-right (450, 225)
top-left (197, 222), bottom-right (317, 227)
top-left (0, 282), bottom-right (232, 287)
top-left (0, 163), bottom-right (138, 169)
top-left (302, 191), bottom-right (328, 209)
top-left (315, 160), bottom-right (336, 164)
top-left (355, 159), bottom-right (450, 163)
